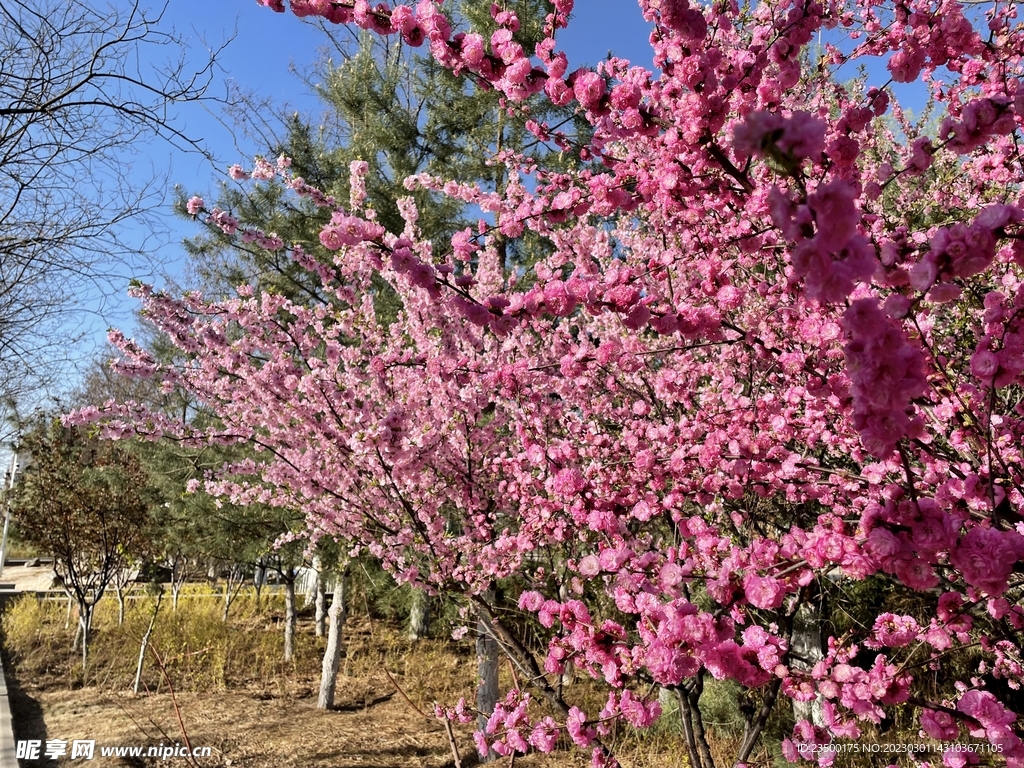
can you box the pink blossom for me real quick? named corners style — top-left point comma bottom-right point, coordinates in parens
top-left (251, 157), bottom-right (276, 180)
top-left (734, 111), bottom-right (826, 161)
top-left (870, 613), bottom-right (920, 647)
top-left (619, 689), bottom-right (661, 728)
top-left (543, 280), bottom-right (577, 316)
top-left (809, 181), bottom-right (858, 252)
top-left (566, 707), bottom-right (595, 747)
top-left (553, 467), bottom-right (586, 496)
top-left (937, 592), bottom-right (965, 621)
top-left (573, 71), bottom-right (606, 112)
top-left (518, 591), bottom-right (545, 611)
top-left (578, 554), bottom-right (601, 577)
top-left (921, 709), bottom-right (960, 740)
top-left (894, 558), bottom-right (939, 590)
top-left (743, 574), bottom-right (785, 609)
top-left (645, 641), bottom-right (699, 685)
top-left (971, 347), bottom-right (999, 380)
top-left (529, 718), bottom-right (560, 752)
top-left (661, 3), bottom-right (708, 40)
top-left (958, 689), bottom-right (1017, 733)
top-left (888, 46), bottom-right (926, 82)
top-left (950, 526), bottom-right (1023, 596)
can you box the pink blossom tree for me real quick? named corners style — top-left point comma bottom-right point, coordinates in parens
top-left (72, 0), bottom-right (1024, 765)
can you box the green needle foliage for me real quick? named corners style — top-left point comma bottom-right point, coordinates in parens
top-left (177, 0), bottom-right (590, 310)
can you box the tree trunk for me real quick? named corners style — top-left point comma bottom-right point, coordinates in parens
top-left (79, 602), bottom-right (93, 670)
top-left (222, 565), bottom-right (244, 623)
top-left (314, 566), bottom-right (327, 638)
top-left (677, 674), bottom-right (716, 768)
top-left (283, 569), bottom-right (296, 662)
top-left (171, 554), bottom-right (188, 611)
top-left (222, 581), bottom-right (231, 622)
top-left (408, 587), bottom-right (429, 640)
top-left (115, 583), bottom-right (126, 625)
top-left (791, 601), bottom-right (825, 726)
top-left (318, 566), bottom-right (348, 710)
top-left (69, 589), bottom-right (82, 652)
top-left (254, 560), bottom-right (266, 612)
top-left (475, 590), bottom-right (499, 762)
top-left (134, 590), bottom-right (163, 694)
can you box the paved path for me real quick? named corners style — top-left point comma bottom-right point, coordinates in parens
top-left (0, 564), bottom-right (55, 594)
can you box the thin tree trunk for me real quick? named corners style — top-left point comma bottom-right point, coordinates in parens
top-left (171, 554), bottom-right (188, 611)
top-left (314, 565), bottom-right (327, 638)
top-left (679, 674), bottom-right (716, 768)
top-left (676, 687), bottom-right (703, 768)
top-left (79, 602), bottom-right (93, 670)
top-left (475, 589), bottom-right (499, 763)
top-left (115, 583), bottom-right (126, 625)
top-left (408, 587), bottom-right (429, 640)
top-left (222, 566), bottom-right (244, 623)
top-left (69, 588), bottom-right (82, 652)
top-left (134, 590), bottom-right (163, 694)
top-left (738, 678), bottom-right (783, 763)
top-left (254, 560), bottom-right (266, 612)
top-left (283, 569), bottom-right (296, 662)
top-left (318, 566), bottom-right (348, 710)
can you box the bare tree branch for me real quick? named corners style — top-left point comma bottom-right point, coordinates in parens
top-left (0, 0), bottom-right (232, 406)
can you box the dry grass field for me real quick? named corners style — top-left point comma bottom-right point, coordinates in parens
top-left (1, 588), bottom-right (694, 767)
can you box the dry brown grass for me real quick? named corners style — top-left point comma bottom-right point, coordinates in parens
top-left (1, 588), bottom-right (727, 767)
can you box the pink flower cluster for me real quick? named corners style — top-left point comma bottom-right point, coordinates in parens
top-left (861, 495), bottom-right (958, 589)
top-left (910, 206), bottom-right (1023, 298)
top-left (733, 110), bottom-right (826, 163)
top-left (957, 690), bottom-right (1024, 764)
top-left (318, 210), bottom-right (383, 250)
top-left (843, 299), bottom-right (927, 458)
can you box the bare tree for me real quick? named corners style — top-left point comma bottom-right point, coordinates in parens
top-left (0, 0), bottom-right (226, 405)
top-left (8, 415), bottom-right (153, 669)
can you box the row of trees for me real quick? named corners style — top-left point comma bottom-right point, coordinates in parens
top-left (19, 0), bottom-right (1024, 766)
top-left (6, 414), bottom-right (312, 667)
top-left (5, 0), bottom-right (574, 714)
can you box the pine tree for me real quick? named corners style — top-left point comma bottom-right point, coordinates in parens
top-left (178, 0), bottom-right (589, 307)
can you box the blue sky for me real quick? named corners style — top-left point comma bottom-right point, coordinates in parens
top-left (153, 1), bottom-right (657, 182)
top-left (90, 1), bottom-right (657, 330)
top-left (70, 1), bottom-right (930, 386)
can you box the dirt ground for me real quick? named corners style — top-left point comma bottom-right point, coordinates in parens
top-left (1, 592), bottom-right (663, 768)
top-left (7, 661), bottom-right (592, 768)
